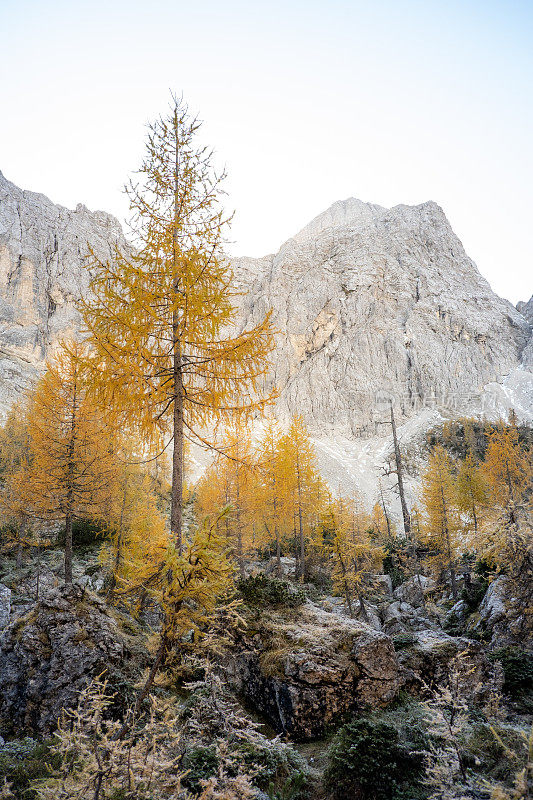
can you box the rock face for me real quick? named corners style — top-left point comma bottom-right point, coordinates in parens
top-left (517, 295), bottom-right (533, 366)
top-left (227, 602), bottom-right (400, 740)
top-left (0, 584), bottom-right (147, 735)
top-left (0, 171), bottom-right (126, 418)
top-left (236, 198), bottom-right (531, 436)
top-left (0, 173), bottom-right (531, 445)
top-left (0, 584), bottom-right (10, 629)
top-left (397, 629), bottom-right (503, 704)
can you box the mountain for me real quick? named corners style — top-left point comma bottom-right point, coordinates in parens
top-left (0, 170), bottom-right (126, 416)
top-left (234, 197), bottom-right (531, 437)
top-left (0, 172), bottom-right (531, 506)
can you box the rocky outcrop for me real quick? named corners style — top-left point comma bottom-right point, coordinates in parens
top-left (236, 198), bottom-right (532, 436)
top-left (397, 629), bottom-right (503, 704)
top-left (0, 171), bottom-right (126, 419)
top-left (517, 295), bottom-right (533, 366)
top-left (393, 575), bottom-right (437, 606)
top-left (1, 173), bottom-right (531, 432)
top-left (0, 584), bottom-right (147, 735)
top-left (226, 602), bottom-right (399, 740)
top-left (474, 575), bottom-right (533, 648)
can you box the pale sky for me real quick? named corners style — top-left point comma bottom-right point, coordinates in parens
top-left (1, 0), bottom-right (531, 304)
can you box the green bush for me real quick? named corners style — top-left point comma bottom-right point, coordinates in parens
top-left (392, 633), bottom-right (418, 650)
top-left (0, 738), bottom-right (60, 799)
top-left (382, 547), bottom-right (406, 590)
top-left (237, 574), bottom-right (306, 608)
top-left (490, 647), bottom-right (533, 708)
top-left (324, 718), bottom-right (426, 800)
top-left (463, 722), bottom-right (528, 783)
top-left (233, 738), bottom-right (307, 798)
top-left (181, 745), bottom-right (219, 792)
top-left (56, 518), bottom-right (108, 549)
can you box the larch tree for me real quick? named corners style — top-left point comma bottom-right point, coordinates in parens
top-left (23, 341), bottom-right (118, 584)
top-left (196, 427), bottom-right (256, 576)
top-left (102, 453), bottom-right (169, 598)
top-left (327, 496), bottom-right (384, 620)
top-left (421, 445), bottom-right (462, 600)
top-left (253, 419), bottom-right (285, 575)
top-left (0, 405), bottom-right (32, 566)
top-left (81, 98), bottom-right (275, 555)
top-left (482, 422), bottom-right (531, 510)
top-left (277, 415), bottom-right (325, 582)
top-left (455, 453), bottom-right (487, 542)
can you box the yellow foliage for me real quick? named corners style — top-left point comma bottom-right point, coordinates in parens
top-left (327, 496), bottom-right (384, 617)
top-left (22, 340), bottom-right (118, 582)
top-left (420, 445), bottom-right (462, 599)
top-left (483, 423), bottom-right (531, 506)
top-left (80, 98), bottom-right (275, 551)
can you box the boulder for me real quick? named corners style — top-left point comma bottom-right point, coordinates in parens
top-left (0, 584), bottom-right (148, 735)
top-left (374, 574), bottom-right (393, 596)
top-left (476, 575), bottom-right (532, 647)
top-left (226, 602), bottom-right (399, 740)
top-left (393, 575), bottom-right (436, 607)
top-left (397, 629), bottom-right (503, 704)
top-left (478, 576), bottom-right (508, 634)
top-left (381, 600), bottom-right (436, 635)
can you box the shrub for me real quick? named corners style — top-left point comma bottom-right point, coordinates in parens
top-left (182, 745), bottom-right (219, 793)
top-left (233, 739), bottom-right (307, 798)
top-left (490, 647), bottom-right (533, 709)
top-left (56, 518), bottom-right (108, 549)
top-left (237, 574), bottom-right (306, 608)
top-left (0, 739), bottom-right (60, 799)
top-left (464, 722), bottom-right (528, 783)
top-left (324, 718), bottom-right (426, 800)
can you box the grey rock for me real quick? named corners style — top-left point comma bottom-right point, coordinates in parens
top-left (0, 171), bottom-right (127, 419)
top-left (0, 584), bottom-right (147, 735)
top-left (397, 629), bottom-right (503, 703)
top-left (226, 602), bottom-right (399, 740)
top-left (479, 576), bottom-right (508, 630)
top-left (393, 575), bottom-right (436, 606)
top-left (0, 584), bottom-right (10, 629)
top-left (235, 197), bottom-right (532, 436)
top-left (374, 574), bottom-right (393, 596)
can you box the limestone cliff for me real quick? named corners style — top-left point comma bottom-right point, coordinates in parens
top-left (235, 198), bottom-right (531, 437)
top-left (0, 170), bottom-right (126, 417)
top-left (0, 173), bottom-right (531, 444)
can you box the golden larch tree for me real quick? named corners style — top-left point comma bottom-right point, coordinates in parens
top-left (455, 453), bottom-right (487, 541)
top-left (253, 419), bottom-right (286, 575)
top-left (196, 426), bottom-right (256, 576)
top-left (483, 422), bottom-right (531, 508)
top-left (23, 341), bottom-right (117, 584)
top-left (277, 415), bottom-right (325, 582)
top-left (81, 98), bottom-right (275, 554)
top-left (421, 445), bottom-right (462, 600)
top-left (327, 496), bottom-right (384, 620)
top-left (0, 405), bottom-right (33, 566)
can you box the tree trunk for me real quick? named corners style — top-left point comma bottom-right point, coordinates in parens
top-left (296, 457), bottom-right (305, 583)
top-left (235, 462), bottom-right (245, 577)
top-left (65, 512), bottom-right (73, 585)
top-left (275, 527), bottom-right (282, 576)
top-left (440, 486), bottom-right (458, 601)
top-left (171, 327), bottom-right (184, 554)
top-left (390, 403), bottom-right (410, 537)
top-left (171, 118), bottom-right (185, 555)
top-left (358, 592), bottom-right (370, 623)
top-left (16, 515), bottom-right (26, 569)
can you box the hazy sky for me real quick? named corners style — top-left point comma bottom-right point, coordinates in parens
top-left (1, 0), bottom-right (531, 303)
